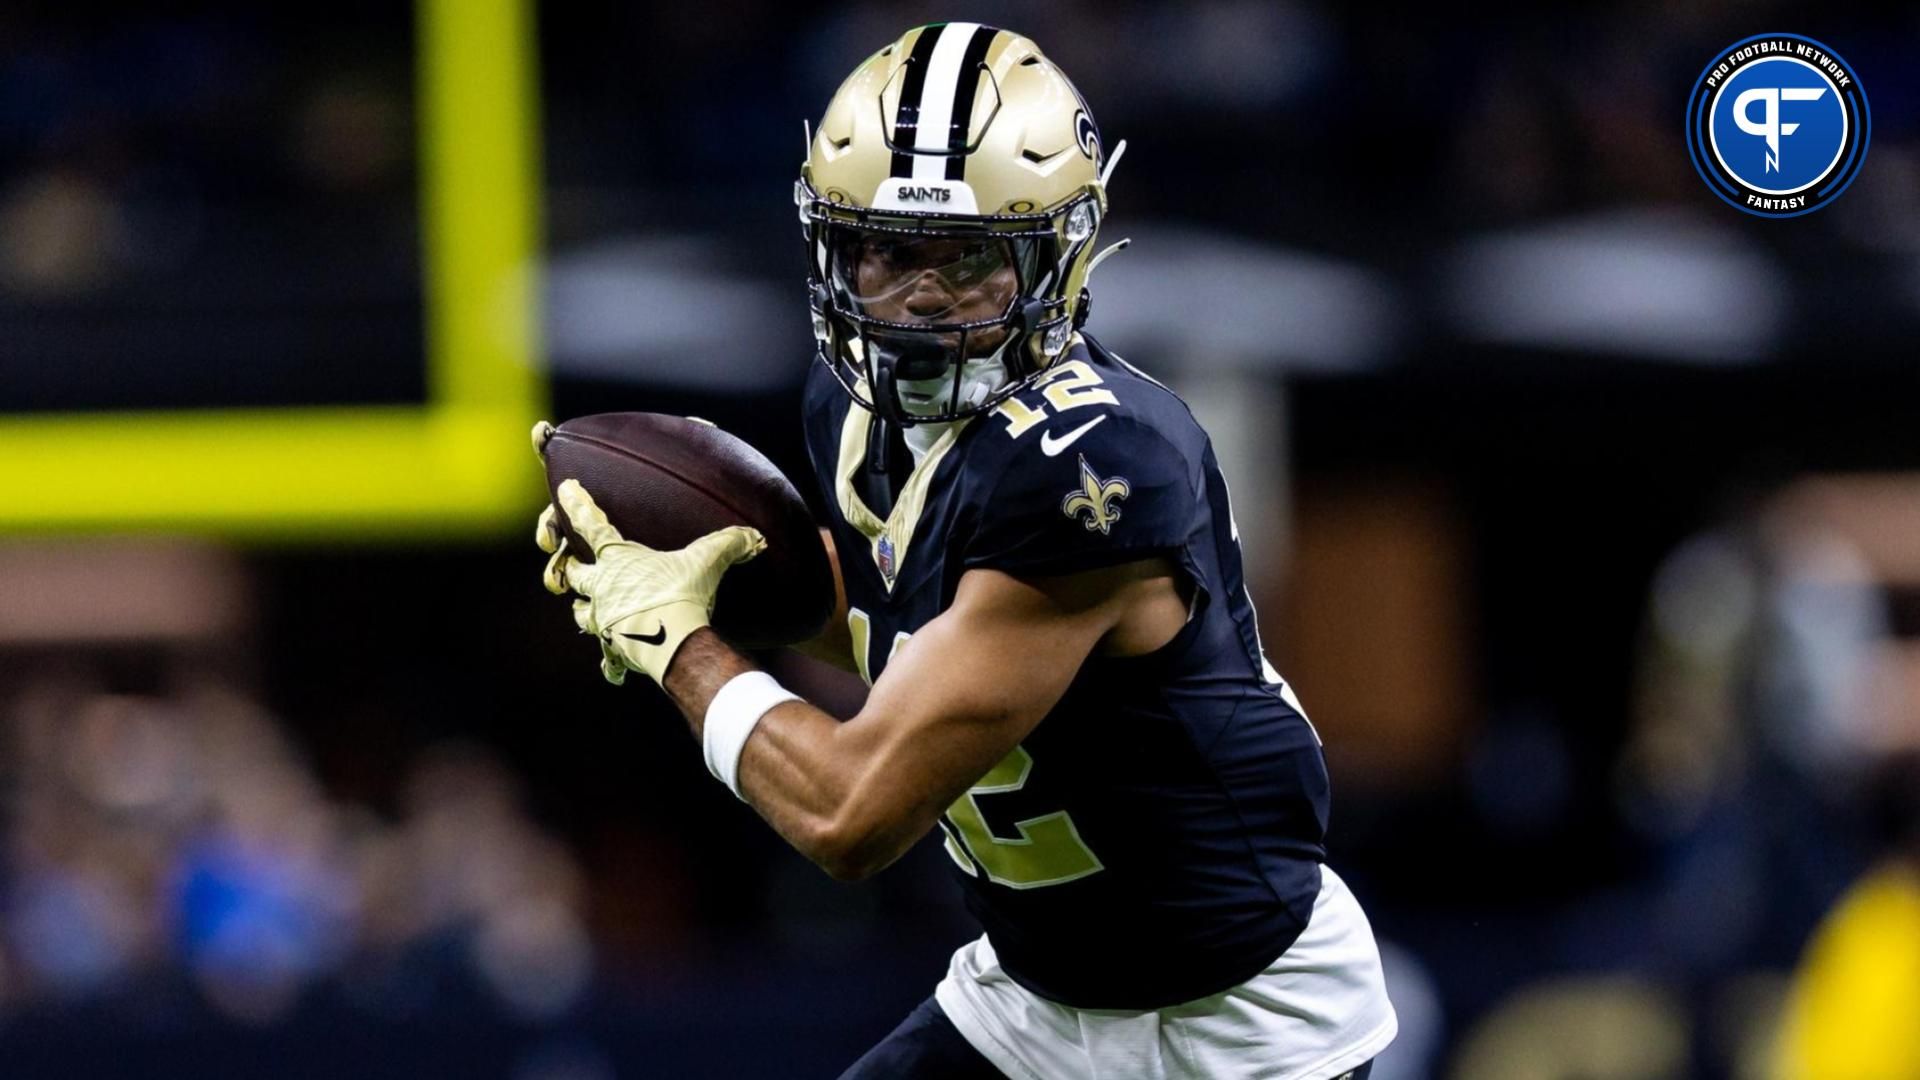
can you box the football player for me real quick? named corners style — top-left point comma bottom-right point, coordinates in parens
top-left (536, 23), bottom-right (1396, 1079)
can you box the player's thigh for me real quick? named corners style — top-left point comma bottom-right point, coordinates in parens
top-left (840, 995), bottom-right (1004, 1080)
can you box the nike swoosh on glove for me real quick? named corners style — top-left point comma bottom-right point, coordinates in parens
top-left (540, 478), bottom-right (764, 686)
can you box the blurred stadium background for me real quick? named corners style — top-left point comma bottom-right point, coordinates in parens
top-left (3, 2), bottom-right (1918, 1077)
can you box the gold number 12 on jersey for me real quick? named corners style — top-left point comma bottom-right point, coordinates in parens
top-left (848, 607), bottom-right (1105, 889)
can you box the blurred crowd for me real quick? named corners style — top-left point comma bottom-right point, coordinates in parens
top-left (0, 676), bottom-right (593, 1026)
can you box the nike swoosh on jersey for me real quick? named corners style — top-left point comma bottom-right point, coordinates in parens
top-left (619, 625), bottom-right (668, 646)
top-left (1039, 415), bottom-right (1108, 457)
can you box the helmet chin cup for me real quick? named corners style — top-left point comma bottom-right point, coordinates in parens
top-left (866, 326), bottom-right (978, 427)
top-left (872, 332), bottom-right (953, 383)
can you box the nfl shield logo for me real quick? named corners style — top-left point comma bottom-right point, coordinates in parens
top-left (876, 535), bottom-right (896, 588)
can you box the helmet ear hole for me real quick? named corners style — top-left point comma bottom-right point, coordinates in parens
top-left (1072, 287), bottom-right (1092, 329)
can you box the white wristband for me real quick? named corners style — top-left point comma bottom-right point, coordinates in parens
top-left (702, 671), bottom-right (800, 800)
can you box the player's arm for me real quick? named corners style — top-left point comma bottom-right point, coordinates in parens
top-left (662, 557), bottom-right (1182, 880)
top-left (785, 528), bottom-right (857, 674)
top-left (536, 477), bottom-right (1182, 879)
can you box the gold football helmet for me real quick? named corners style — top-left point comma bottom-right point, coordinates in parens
top-left (799, 23), bottom-right (1118, 425)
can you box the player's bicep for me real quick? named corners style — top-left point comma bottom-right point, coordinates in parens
top-left (836, 566), bottom-right (1127, 840)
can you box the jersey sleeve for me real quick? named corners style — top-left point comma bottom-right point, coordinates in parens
top-left (962, 412), bottom-right (1198, 578)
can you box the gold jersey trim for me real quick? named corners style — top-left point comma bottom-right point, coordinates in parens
top-left (833, 384), bottom-right (973, 592)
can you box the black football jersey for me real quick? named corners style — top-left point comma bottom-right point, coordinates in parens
top-left (801, 335), bottom-right (1332, 1010)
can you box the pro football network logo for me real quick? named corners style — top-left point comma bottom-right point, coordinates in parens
top-left (1686, 34), bottom-right (1869, 218)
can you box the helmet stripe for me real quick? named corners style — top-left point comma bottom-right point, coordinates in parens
top-left (906, 21), bottom-right (981, 181)
top-left (945, 27), bottom-right (1001, 180)
top-left (888, 24), bottom-right (948, 179)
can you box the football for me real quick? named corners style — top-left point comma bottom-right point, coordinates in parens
top-left (540, 413), bottom-right (835, 650)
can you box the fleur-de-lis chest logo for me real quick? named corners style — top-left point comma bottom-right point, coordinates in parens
top-left (1061, 455), bottom-right (1131, 535)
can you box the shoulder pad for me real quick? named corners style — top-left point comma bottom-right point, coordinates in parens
top-left (962, 371), bottom-right (1197, 576)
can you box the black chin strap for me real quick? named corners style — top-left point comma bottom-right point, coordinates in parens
top-left (861, 329), bottom-right (902, 511)
top-left (865, 328), bottom-right (910, 429)
top-left (1009, 298), bottom-right (1048, 378)
top-left (860, 416), bottom-right (912, 518)
top-left (867, 413), bottom-right (892, 477)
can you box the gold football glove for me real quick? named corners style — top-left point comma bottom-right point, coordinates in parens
top-left (540, 478), bottom-right (764, 686)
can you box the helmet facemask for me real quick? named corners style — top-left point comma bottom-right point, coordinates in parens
top-left (801, 182), bottom-right (1100, 426)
